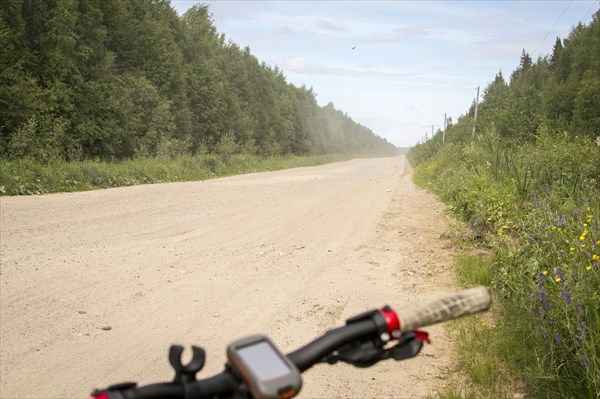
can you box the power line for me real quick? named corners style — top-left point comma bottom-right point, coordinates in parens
top-left (532, 0), bottom-right (573, 55)
top-left (580, 0), bottom-right (599, 24)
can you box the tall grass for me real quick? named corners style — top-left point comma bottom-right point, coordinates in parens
top-left (411, 129), bottom-right (600, 398)
top-left (0, 153), bottom-right (354, 196)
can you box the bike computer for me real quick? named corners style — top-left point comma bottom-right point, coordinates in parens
top-left (227, 334), bottom-right (302, 399)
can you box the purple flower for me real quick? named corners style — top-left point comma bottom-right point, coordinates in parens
top-left (556, 267), bottom-right (563, 281)
top-left (583, 355), bottom-right (589, 369)
top-left (539, 326), bottom-right (548, 339)
top-left (561, 288), bottom-right (571, 304)
top-left (539, 289), bottom-right (547, 302)
top-left (558, 213), bottom-right (565, 228)
top-left (554, 333), bottom-right (561, 345)
top-left (577, 304), bottom-right (583, 315)
top-left (538, 272), bottom-right (545, 287)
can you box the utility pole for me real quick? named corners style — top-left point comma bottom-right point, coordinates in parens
top-left (472, 86), bottom-right (480, 139)
top-left (443, 113), bottom-right (447, 144)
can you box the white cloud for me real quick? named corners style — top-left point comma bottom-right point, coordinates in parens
top-left (316, 18), bottom-right (350, 32)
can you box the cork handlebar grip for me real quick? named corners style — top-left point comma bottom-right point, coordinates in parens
top-left (397, 286), bottom-right (492, 332)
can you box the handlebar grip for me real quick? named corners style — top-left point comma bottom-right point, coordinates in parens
top-left (397, 286), bottom-right (491, 332)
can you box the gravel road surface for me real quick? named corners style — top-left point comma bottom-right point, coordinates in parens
top-left (1, 156), bottom-right (457, 398)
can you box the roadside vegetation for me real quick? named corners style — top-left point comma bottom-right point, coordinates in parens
top-left (412, 11), bottom-right (600, 399)
top-left (0, 1), bottom-right (396, 196)
top-left (0, 153), bottom-right (360, 195)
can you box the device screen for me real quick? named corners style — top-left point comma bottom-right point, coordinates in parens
top-left (236, 340), bottom-right (291, 381)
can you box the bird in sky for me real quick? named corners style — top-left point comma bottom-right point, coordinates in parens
top-left (351, 46), bottom-right (356, 50)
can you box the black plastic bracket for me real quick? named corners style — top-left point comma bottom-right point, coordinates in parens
top-left (169, 345), bottom-right (206, 384)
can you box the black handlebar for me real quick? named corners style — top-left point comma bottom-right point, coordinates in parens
top-left (92, 287), bottom-right (492, 399)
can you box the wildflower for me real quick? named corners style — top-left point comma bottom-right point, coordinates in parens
top-left (554, 333), bottom-right (561, 345)
top-left (580, 229), bottom-right (588, 240)
top-left (592, 254), bottom-right (599, 261)
top-left (551, 226), bottom-right (557, 231)
top-left (583, 354), bottom-right (590, 369)
top-left (555, 277), bottom-right (561, 283)
top-left (587, 265), bottom-right (592, 271)
top-left (539, 325), bottom-right (548, 339)
top-left (586, 206), bottom-right (591, 212)
top-left (561, 288), bottom-right (571, 304)
top-left (577, 304), bottom-right (582, 315)
top-left (581, 244), bottom-right (586, 249)
top-left (543, 270), bottom-right (548, 275)
top-left (481, 321), bottom-right (487, 327)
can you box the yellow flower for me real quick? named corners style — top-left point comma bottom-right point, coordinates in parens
top-left (582, 244), bottom-right (586, 249)
top-left (584, 223), bottom-right (588, 227)
top-left (481, 321), bottom-right (487, 327)
top-left (586, 207), bottom-right (591, 211)
top-left (555, 277), bottom-right (561, 283)
top-left (552, 226), bottom-right (557, 231)
top-left (593, 254), bottom-right (599, 261)
top-left (586, 265), bottom-right (592, 271)
top-left (543, 270), bottom-right (548, 275)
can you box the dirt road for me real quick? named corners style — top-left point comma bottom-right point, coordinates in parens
top-left (0, 156), bottom-right (457, 398)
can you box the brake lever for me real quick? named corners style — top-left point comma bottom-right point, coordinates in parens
top-left (327, 330), bottom-right (429, 367)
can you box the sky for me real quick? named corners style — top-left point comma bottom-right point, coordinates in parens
top-left (171, 0), bottom-right (599, 148)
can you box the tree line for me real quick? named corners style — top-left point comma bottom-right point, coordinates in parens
top-left (415, 9), bottom-right (599, 152)
top-left (0, 0), bottom-right (396, 162)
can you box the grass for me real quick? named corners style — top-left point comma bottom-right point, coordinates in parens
top-left (412, 131), bottom-right (599, 398)
top-left (0, 153), bottom-right (359, 196)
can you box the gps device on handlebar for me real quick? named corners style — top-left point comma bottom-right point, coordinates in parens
top-left (91, 287), bottom-right (492, 399)
top-left (227, 335), bottom-right (302, 399)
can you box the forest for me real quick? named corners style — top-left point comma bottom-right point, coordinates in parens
top-left (409, 11), bottom-right (599, 399)
top-left (0, 0), bottom-right (396, 163)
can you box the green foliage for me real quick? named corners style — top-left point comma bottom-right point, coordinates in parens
top-left (411, 13), bottom-right (600, 397)
top-left (0, 154), bottom-right (354, 196)
top-left (0, 0), bottom-right (396, 162)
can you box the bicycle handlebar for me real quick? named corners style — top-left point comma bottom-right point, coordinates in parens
top-left (92, 286), bottom-right (491, 399)
top-left (397, 286), bottom-right (491, 332)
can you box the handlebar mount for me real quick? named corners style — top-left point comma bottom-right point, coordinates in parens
top-left (91, 286), bottom-right (491, 399)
